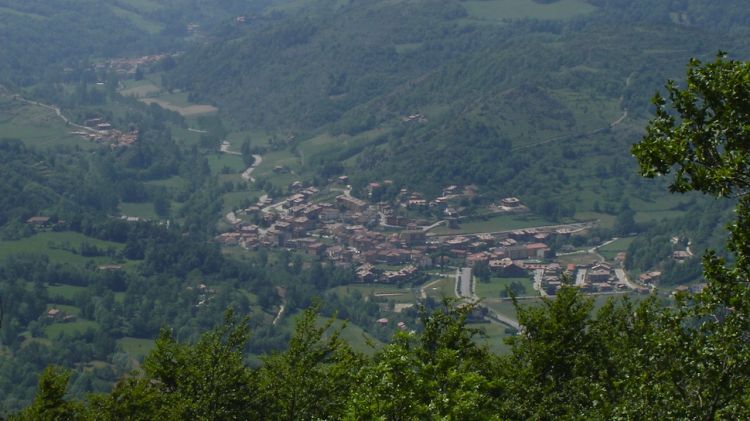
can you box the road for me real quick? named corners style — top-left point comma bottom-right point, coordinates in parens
top-left (615, 268), bottom-right (642, 290)
top-left (421, 220), bottom-right (446, 232)
top-left (575, 268), bottom-right (587, 287)
top-left (14, 95), bottom-right (99, 134)
top-left (241, 154), bottom-right (263, 182)
top-left (455, 267), bottom-right (522, 331)
top-left (532, 269), bottom-right (548, 297)
top-left (272, 304), bottom-right (285, 326)
top-left (220, 141), bottom-right (241, 155)
top-left (420, 278), bottom-right (444, 299)
top-left (455, 267), bottom-right (473, 299)
top-left (427, 221), bottom-right (596, 238)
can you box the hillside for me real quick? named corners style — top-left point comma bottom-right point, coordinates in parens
top-left (0, 0), bottom-right (273, 86)
top-left (166, 0), bottom-right (750, 215)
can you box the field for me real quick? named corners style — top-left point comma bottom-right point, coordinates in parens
top-left (598, 236), bottom-right (635, 260)
top-left (118, 337), bottom-right (156, 360)
top-left (48, 284), bottom-right (87, 301)
top-left (144, 176), bottom-right (188, 191)
top-left (422, 276), bottom-right (456, 300)
top-left (0, 231), bottom-right (124, 265)
top-left (119, 202), bottom-right (159, 220)
top-left (476, 277), bottom-right (537, 300)
top-left (207, 153), bottom-right (247, 174)
top-left (44, 319), bottom-right (99, 339)
top-left (330, 284), bottom-right (417, 304)
top-left (462, 0), bottom-right (597, 22)
top-left (431, 214), bottom-right (557, 235)
top-left (0, 97), bottom-right (91, 149)
top-left (221, 191), bottom-right (259, 214)
top-left (119, 78), bottom-right (218, 116)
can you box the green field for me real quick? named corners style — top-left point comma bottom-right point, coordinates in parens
top-left (222, 191), bottom-right (258, 214)
top-left (144, 176), bottom-right (188, 191)
top-left (45, 319), bottom-right (100, 339)
top-left (330, 284), bottom-right (416, 304)
top-left (48, 284), bottom-right (87, 301)
top-left (207, 153), bottom-right (247, 174)
top-left (598, 237), bottom-right (635, 260)
top-left (118, 337), bottom-right (156, 360)
top-left (0, 97), bottom-right (92, 149)
top-left (120, 201), bottom-right (159, 220)
top-left (476, 277), bottom-right (536, 300)
top-left (463, 0), bottom-right (597, 22)
top-left (431, 214), bottom-right (557, 235)
top-left (109, 4), bottom-right (163, 33)
top-left (426, 277), bottom-right (457, 300)
top-left (0, 231), bottom-right (124, 265)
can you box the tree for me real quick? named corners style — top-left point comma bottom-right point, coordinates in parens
top-left (11, 366), bottom-right (83, 420)
top-left (473, 260), bottom-right (491, 283)
top-left (255, 306), bottom-right (360, 420)
top-left (630, 52), bottom-right (750, 419)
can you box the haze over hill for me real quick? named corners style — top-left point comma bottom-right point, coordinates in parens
top-left (1, 0), bottom-right (750, 415)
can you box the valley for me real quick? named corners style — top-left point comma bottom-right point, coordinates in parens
top-left (1, 0), bottom-right (749, 415)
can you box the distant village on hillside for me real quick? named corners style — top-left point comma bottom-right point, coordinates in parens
top-left (214, 177), bottom-right (689, 297)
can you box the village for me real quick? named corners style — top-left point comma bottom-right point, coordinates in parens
top-left (214, 177), bottom-right (669, 298)
top-left (69, 116), bottom-right (138, 148)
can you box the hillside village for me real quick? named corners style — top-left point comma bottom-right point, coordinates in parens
top-left (215, 178), bottom-right (669, 297)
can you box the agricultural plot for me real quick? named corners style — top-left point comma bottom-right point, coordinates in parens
top-left (47, 284), bottom-right (87, 301)
top-left (119, 202), bottom-right (159, 220)
top-left (45, 319), bottom-right (100, 339)
top-left (422, 277), bottom-right (457, 300)
top-left (118, 337), bottom-right (156, 360)
top-left (0, 97), bottom-right (89, 149)
top-left (462, 0), bottom-right (597, 22)
top-left (0, 232), bottom-right (124, 266)
top-left (330, 284), bottom-right (416, 304)
top-left (476, 277), bottom-right (537, 300)
top-left (431, 214), bottom-right (557, 235)
top-left (598, 236), bottom-right (635, 260)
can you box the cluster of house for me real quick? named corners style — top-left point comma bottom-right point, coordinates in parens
top-left (401, 113), bottom-right (428, 124)
top-left (356, 264), bottom-right (420, 284)
top-left (186, 283), bottom-right (215, 307)
top-left (96, 54), bottom-right (169, 75)
top-left (71, 117), bottom-right (137, 148)
top-left (216, 182), bottom-right (504, 278)
top-left (46, 308), bottom-right (77, 323)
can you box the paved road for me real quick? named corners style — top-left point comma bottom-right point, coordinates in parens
top-left (533, 269), bottom-right (548, 297)
top-left (615, 268), bottom-right (642, 290)
top-left (421, 220), bottom-right (446, 232)
top-left (455, 267), bottom-right (521, 331)
top-left (428, 221), bottom-right (596, 238)
top-left (575, 268), bottom-right (587, 287)
top-left (456, 267), bottom-right (473, 299)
